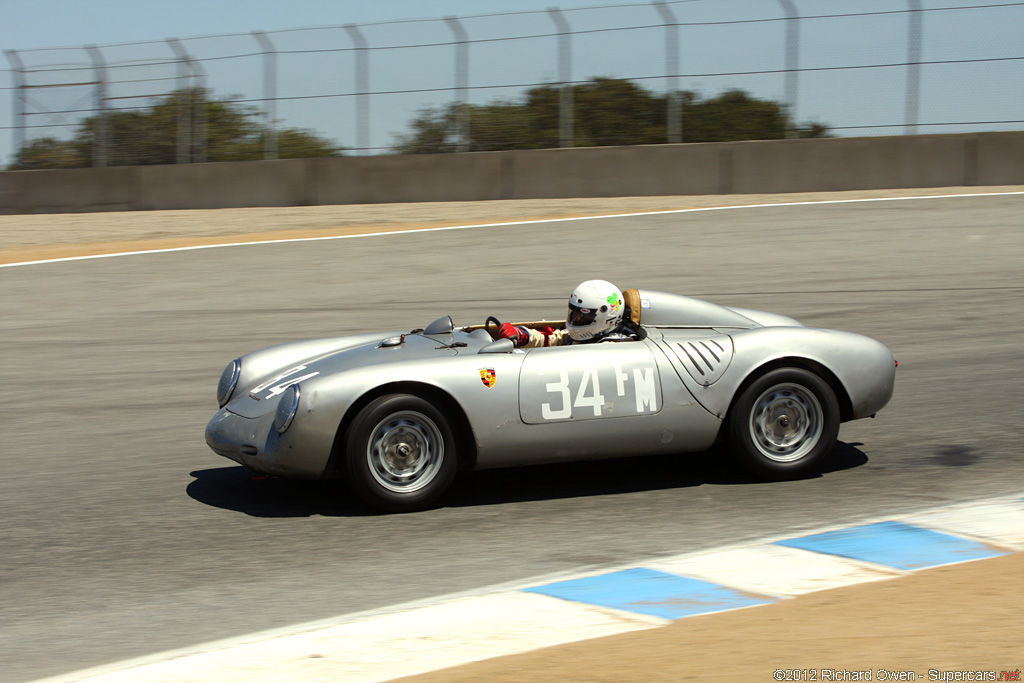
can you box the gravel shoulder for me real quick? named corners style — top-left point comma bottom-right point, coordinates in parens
top-left (3, 187), bottom-right (1021, 264)
top-left (395, 552), bottom-right (1024, 682)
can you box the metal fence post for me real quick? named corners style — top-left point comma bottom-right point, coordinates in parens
top-left (167, 38), bottom-right (207, 163)
top-left (190, 54), bottom-right (208, 163)
top-left (85, 45), bottom-right (109, 167)
top-left (444, 16), bottom-right (469, 153)
top-left (344, 24), bottom-right (370, 156)
top-left (252, 30), bottom-right (278, 160)
top-left (167, 39), bottom-right (192, 163)
top-left (653, 0), bottom-right (681, 144)
top-left (905, 0), bottom-right (923, 135)
top-left (547, 7), bottom-right (573, 148)
top-left (777, 0), bottom-right (800, 139)
top-left (4, 50), bottom-right (26, 166)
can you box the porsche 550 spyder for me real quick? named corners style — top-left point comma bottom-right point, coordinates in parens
top-left (205, 288), bottom-right (895, 512)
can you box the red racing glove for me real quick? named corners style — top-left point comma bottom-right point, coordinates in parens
top-left (497, 322), bottom-right (529, 347)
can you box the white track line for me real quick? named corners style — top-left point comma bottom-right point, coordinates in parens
top-left (3, 191), bottom-right (1022, 269)
top-left (30, 593), bottom-right (663, 683)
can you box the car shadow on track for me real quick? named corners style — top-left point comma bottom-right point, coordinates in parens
top-left (186, 441), bottom-right (868, 517)
top-left (446, 440), bottom-right (869, 508)
top-left (186, 467), bottom-right (372, 518)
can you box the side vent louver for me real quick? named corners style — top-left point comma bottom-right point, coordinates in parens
top-left (670, 335), bottom-right (734, 385)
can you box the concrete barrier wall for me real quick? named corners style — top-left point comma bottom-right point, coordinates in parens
top-left (312, 153), bottom-right (508, 205)
top-left (977, 132), bottom-right (1024, 186)
top-left (0, 166), bottom-right (139, 213)
top-left (136, 159), bottom-right (309, 211)
top-left (1, 131), bottom-right (1021, 214)
top-left (507, 143), bottom-right (727, 198)
top-left (729, 135), bottom-right (976, 193)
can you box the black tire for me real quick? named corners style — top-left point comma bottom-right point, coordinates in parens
top-left (728, 367), bottom-right (840, 480)
top-left (344, 394), bottom-right (458, 513)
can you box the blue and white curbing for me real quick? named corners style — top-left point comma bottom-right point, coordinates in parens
top-left (35, 494), bottom-right (1024, 683)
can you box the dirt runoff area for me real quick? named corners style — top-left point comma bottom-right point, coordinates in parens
top-left (395, 553), bottom-right (1024, 683)
top-left (4, 187), bottom-right (1023, 680)
top-left (2, 186), bottom-right (1022, 265)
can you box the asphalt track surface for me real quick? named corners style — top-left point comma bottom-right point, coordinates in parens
top-left (2, 194), bottom-right (1022, 682)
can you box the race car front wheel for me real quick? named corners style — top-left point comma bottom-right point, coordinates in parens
top-left (345, 394), bottom-right (458, 513)
top-left (728, 367), bottom-right (840, 480)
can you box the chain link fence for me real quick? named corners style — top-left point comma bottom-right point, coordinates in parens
top-left (2, 0), bottom-right (1023, 168)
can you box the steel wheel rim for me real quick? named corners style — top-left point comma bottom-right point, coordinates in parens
top-left (367, 410), bottom-right (444, 493)
top-left (748, 382), bottom-right (823, 462)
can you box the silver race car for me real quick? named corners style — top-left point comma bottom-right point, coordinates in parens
top-left (205, 288), bottom-right (895, 512)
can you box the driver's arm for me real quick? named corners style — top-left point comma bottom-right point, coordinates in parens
top-left (497, 323), bottom-right (570, 348)
top-left (522, 326), bottom-right (570, 347)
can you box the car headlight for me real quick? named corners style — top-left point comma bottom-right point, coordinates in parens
top-left (274, 384), bottom-right (300, 434)
top-left (217, 359), bottom-right (241, 407)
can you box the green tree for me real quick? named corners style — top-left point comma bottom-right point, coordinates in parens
top-left (574, 78), bottom-right (665, 147)
top-left (392, 105), bottom-right (456, 154)
top-left (393, 78), bottom-right (830, 154)
top-left (683, 89), bottom-right (785, 142)
top-left (9, 137), bottom-right (86, 170)
top-left (8, 88), bottom-right (342, 170)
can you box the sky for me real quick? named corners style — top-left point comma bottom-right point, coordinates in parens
top-left (0, 0), bottom-right (541, 46)
top-left (1, 0), bottom-right (1022, 165)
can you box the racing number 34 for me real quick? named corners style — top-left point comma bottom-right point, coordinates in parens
top-left (540, 364), bottom-right (658, 421)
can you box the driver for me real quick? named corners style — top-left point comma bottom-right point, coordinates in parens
top-left (496, 279), bottom-right (636, 347)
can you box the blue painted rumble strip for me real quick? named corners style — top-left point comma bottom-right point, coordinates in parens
top-left (775, 521), bottom-right (1006, 570)
top-left (522, 567), bottom-right (775, 620)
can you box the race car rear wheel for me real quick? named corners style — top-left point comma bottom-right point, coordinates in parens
top-left (345, 394), bottom-right (457, 512)
top-left (728, 367), bottom-right (839, 480)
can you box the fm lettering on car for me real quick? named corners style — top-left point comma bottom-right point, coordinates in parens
top-left (614, 362), bottom-right (658, 413)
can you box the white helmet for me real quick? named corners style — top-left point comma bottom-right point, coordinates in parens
top-left (566, 280), bottom-right (624, 341)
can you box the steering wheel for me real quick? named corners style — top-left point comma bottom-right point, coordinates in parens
top-left (484, 316), bottom-right (502, 339)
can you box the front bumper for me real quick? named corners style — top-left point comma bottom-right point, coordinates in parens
top-left (205, 409), bottom-right (252, 466)
top-left (204, 408), bottom-right (326, 479)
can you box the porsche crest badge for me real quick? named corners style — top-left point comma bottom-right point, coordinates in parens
top-left (479, 368), bottom-right (497, 388)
